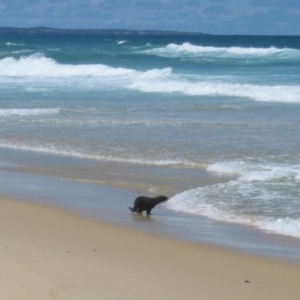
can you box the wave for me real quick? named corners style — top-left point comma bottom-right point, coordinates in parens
top-left (0, 141), bottom-right (199, 167)
top-left (14, 119), bottom-right (190, 126)
top-left (129, 80), bottom-right (300, 103)
top-left (12, 118), bottom-right (253, 127)
top-left (0, 108), bottom-right (60, 116)
top-left (166, 188), bottom-right (300, 238)
top-left (207, 161), bottom-right (300, 182)
top-left (1, 53), bottom-right (299, 103)
top-left (0, 53), bottom-right (137, 77)
top-left (5, 42), bottom-right (26, 46)
top-left (11, 50), bottom-right (35, 55)
top-left (166, 160), bottom-right (300, 238)
top-left (140, 42), bottom-right (300, 62)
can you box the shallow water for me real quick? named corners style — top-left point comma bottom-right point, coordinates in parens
top-left (0, 32), bottom-right (300, 241)
top-left (0, 168), bottom-right (300, 263)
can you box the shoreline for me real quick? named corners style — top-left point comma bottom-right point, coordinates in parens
top-left (0, 168), bottom-right (300, 264)
top-left (1, 195), bottom-right (300, 299)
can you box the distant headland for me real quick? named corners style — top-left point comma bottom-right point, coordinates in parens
top-left (0, 27), bottom-right (204, 36)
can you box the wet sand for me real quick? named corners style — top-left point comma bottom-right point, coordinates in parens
top-left (1, 196), bottom-right (300, 299)
top-left (0, 168), bottom-right (300, 262)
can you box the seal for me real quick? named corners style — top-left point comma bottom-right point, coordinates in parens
top-left (128, 195), bottom-right (168, 215)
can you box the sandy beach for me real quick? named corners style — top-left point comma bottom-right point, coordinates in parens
top-left (1, 196), bottom-right (300, 300)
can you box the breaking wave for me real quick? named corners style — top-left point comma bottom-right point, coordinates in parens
top-left (129, 80), bottom-right (300, 103)
top-left (0, 53), bottom-right (136, 77)
top-left (166, 160), bottom-right (300, 238)
top-left (0, 53), bottom-right (299, 103)
top-left (141, 42), bottom-right (300, 62)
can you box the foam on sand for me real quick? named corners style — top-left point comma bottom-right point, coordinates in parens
top-left (166, 160), bottom-right (300, 238)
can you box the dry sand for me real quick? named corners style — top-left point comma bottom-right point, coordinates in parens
top-left (1, 196), bottom-right (300, 300)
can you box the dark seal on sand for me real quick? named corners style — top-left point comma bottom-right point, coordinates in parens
top-left (128, 195), bottom-right (168, 215)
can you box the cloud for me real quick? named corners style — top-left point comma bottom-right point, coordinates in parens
top-left (0, 0), bottom-right (299, 34)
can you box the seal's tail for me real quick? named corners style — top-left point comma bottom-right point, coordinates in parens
top-left (128, 207), bottom-right (135, 212)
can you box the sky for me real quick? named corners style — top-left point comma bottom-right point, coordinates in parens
top-left (0, 0), bottom-right (299, 35)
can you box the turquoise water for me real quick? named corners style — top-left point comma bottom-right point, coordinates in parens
top-left (0, 32), bottom-right (300, 240)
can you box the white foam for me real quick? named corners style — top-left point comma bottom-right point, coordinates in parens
top-left (11, 50), bottom-right (35, 54)
top-left (166, 186), bottom-right (300, 239)
top-left (141, 42), bottom-right (300, 60)
top-left (117, 40), bottom-right (126, 44)
top-left (0, 108), bottom-right (60, 116)
top-left (128, 80), bottom-right (300, 103)
top-left (0, 53), bottom-right (136, 77)
top-left (207, 161), bottom-right (300, 182)
top-left (257, 217), bottom-right (300, 238)
top-left (5, 42), bottom-right (25, 46)
top-left (1, 53), bottom-right (299, 103)
top-left (165, 159), bottom-right (300, 238)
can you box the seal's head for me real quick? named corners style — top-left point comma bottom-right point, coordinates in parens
top-left (156, 195), bottom-right (168, 203)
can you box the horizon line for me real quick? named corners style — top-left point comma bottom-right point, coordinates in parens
top-left (0, 26), bottom-right (299, 37)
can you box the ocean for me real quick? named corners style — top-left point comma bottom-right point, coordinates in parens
top-left (0, 30), bottom-right (300, 246)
